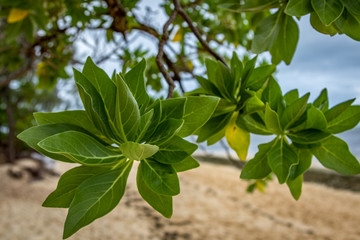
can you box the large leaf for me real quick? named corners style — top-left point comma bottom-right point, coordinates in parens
top-left (142, 99), bottom-right (162, 141)
top-left (341, 0), bottom-right (360, 16)
top-left (63, 160), bottom-right (133, 239)
top-left (327, 106), bottom-right (360, 133)
top-left (38, 131), bottom-right (124, 166)
top-left (262, 77), bottom-right (283, 111)
top-left (265, 104), bottom-right (282, 135)
top-left (311, 136), bottom-right (360, 175)
top-left (270, 13), bottom-right (299, 65)
top-left (288, 129), bottom-right (331, 144)
top-left (280, 93), bottom-right (310, 129)
top-left (283, 89), bottom-right (299, 106)
top-left (119, 142), bottom-right (159, 161)
top-left (196, 113), bottom-right (232, 142)
top-left (268, 138), bottom-right (299, 184)
top-left (153, 136), bottom-right (197, 164)
top-left (310, 12), bottom-right (339, 36)
top-left (148, 118), bottom-right (184, 144)
top-left (178, 96), bottom-right (220, 137)
top-left (136, 109), bottom-right (154, 142)
top-left (335, 9), bottom-right (360, 41)
top-left (288, 148), bottom-right (312, 180)
top-left (42, 166), bottom-right (109, 208)
top-left (324, 98), bottom-right (355, 122)
top-left (171, 156), bottom-right (200, 172)
top-left (160, 98), bottom-right (186, 121)
top-left (124, 59), bottom-right (150, 109)
top-left (136, 166), bottom-right (172, 218)
top-left (305, 105), bottom-right (328, 130)
top-left (17, 124), bottom-right (83, 163)
top-left (115, 74), bottom-right (140, 142)
top-left (196, 75), bottom-right (222, 97)
top-left (285, 0), bottom-right (313, 17)
top-left (240, 139), bottom-right (276, 179)
top-left (140, 159), bottom-right (180, 196)
top-left (246, 65), bottom-right (276, 91)
top-left (311, 0), bottom-right (344, 25)
top-left (215, 61), bottom-right (234, 100)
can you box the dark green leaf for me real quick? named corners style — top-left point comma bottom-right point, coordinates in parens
top-left (43, 166), bottom-right (108, 208)
top-left (216, 61), bottom-right (233, 100)
top-left (311, 136), bottom-right (360, 175)
top-left (142, 99), bottom-right (162, 141)
top-left (171, 156), bottom-right (200, 172)
top-left (311, 0), bottom-right (344, 25)
top-left (287, 175), bottom-right (303, 200)
top-left (287, 129), bottom-right (331, 144)
top-left (324, 98), bottom-right (355, 122)
top-left (230, 52), bottom-right (243, 94)
top-left (313, 88), bottom-right (329, 111)
top-left (212, 99), bottom-right (237, 117)
top-left (288, 148), bottom-right (312, 180)
top-left (281, 93), bottom-right (310, 129)
top-left (148, 118), bottom-right (184, 145)
top-left (196, 113), bottom-right (232, 142)
top-left (246, 65), bottom-right (276, 91)
top-left (285, 0), bottom-right (313, 17)
top-left (236, 113), bottom-right (272, 135)
top-left (240, 139), bottom-right (276, 179)
top-left (335, 9), bottom-right (360, 41)
top-left (310, 12), bottom-right (339, 36)
top-left (161, 98), bottom-right (186, 121)
top-left (136, 166), bottom-right (172, 218)
top-left (240, 56), bottom-right (257, 96)
top-left (140, 159), bottom-right (180, 196)
top-left (341, 0), bottom-right (360, 16)
top-left (136, 109), bottom-right (154, 142)
top-left (39, 131), bottom-right (124, 166)
top-left (63, 160), bottom-right (133, 239)
top-left (327, 106), bottom-right (360, 133)
top-left (196, 76), bottom-right (222, 97)
top-left (262, 77), bottom-right (283, 111)
top-left (268, 138), bottom-right (298, 184)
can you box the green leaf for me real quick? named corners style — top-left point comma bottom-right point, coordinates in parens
top-left (178, 96), bottom-right (220, 137)
top-left (63, 160), bottom-right (133, 239)
top-left (268, 138), bottom-right (299, 184)
top-left (230, 52), bottom-right (243, 94)
top-left (236, 113), bottom-right (272, 135)
top-left (288, 148), bottom-right (312, 180)
top-left (42, 166), bottom-right (109, 208)
top-left (243, 90), bottom-right (265, 114)
top-left (287, 175), bottom-right (303, 200)
top-left (335, 9), bottom-right (360, 41)
top-left (171, 156), bottom-right (200, 172)
top-left (240, 139), bottom-right (276, 179)
top-left (136, 165), bottom-right (172, 218)
top-left (287, 129), bottom-right (331, 144)
top-left (195, 76), bottom-right (222, 97)
top-left (310, 12), bottom-right (339, 36)
top-left (280, 93), bottom-right (310, 129)
top-left (262, 77), bottom-right (283, 111)
top-left (285, 0), bottom-right (313, 17)
top-left (265, 104), bottom-right (282, 135)
top-left (124, 59), bottom-right (150, 109)
top-left (142, 99), bottom-right (162, 141)
top-left (119, 142), bottom-right (159, 161)
top-left (313, 88), bottom-right (329, 111)
top-left (212, 99), bottom-right (237, 117)
top-left (246, 65), bottom-right (276, 91)
top-left (305, 105), bottom-right (328, 130)
top-left (140, 159), bottom-right (180, 196)
top-left (324, 98), bottom-right (355, 122)
top-left (82, 57), bottom-right (117, 119)
top-left (160, 98), bottom-right (186, 121)
top-left (327, 106), bottom-right (360, 133)
top-left (17, 124), bottom-right (83, 163)
top-left (311, 0), bottom-right (344, 25)
top-left (115, 74), bottom-right (140, 142)
top-left (240, 56), bottom-right (257, 96)
top-left (38, 131), bottom-right (124, 166)
top-left (153, 136), bottom-right (197, 164)
top-left (311, 136), bottom-right (360, 175)
top-left (284, 89), bottom-right (299, 106)
top-left (341, 0), bottom-right (360, 16)
top-left (136, 109), bottom-right (154, 142)
top-left (205, 58), bottom-right (219, 86)
top-left (148, 118), bottom-right (184, 144)
top-left (206, 127), bottom-right (226, 145)
top-left (196, 113), bottom-right (232, 142)
top-left (270, 13), bottom-right (299, 65)
top-left (251, 11), bottom-right (282, 53)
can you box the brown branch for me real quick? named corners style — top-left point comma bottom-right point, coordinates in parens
top-left (156, 9), bottom-right (178, 99)
top-left (173, 0), bottom-right (228, 67)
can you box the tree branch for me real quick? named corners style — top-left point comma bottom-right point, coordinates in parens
top-left (156, 9), bottom-right (178, 99)
top-left (173, 0), bottom-right (228, 67)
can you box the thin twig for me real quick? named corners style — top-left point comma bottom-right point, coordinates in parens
top-left (173, 0), bottom-right (228, 68)
top-left (156, 9), bottom-right (178, 99)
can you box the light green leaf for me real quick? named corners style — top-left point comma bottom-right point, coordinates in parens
top-left (287, 175), bottom-right (303, 200)
top-left (311, 0), bottom-right (344, 25)
top-left (265, 104), bottom-right (282, 135)
top-left (140, 159), bottom-right (180, 196)
top-left (246, 65), bottom-right (276, 91)
top-left (42, 166), bottom-right (109, 208)
top-left (115, 74), bottom-right (140, 142)
top-left (142, 99), bottom-right (162, 141)
top-left (313, 88), bottom-right (329, 111)
top-left (212, 99), bottom-right (237, 117)
top-left (305, 105), bottom-right (328, 130)
top-left (17, 124), bottom-right (82, 163)
top-left (124, 59), bottom-right (150, 109)
top-left (327, 106), bottom-right (360, 133)
top-left (324, 98), bottom-right (355, 122)
top-left (136, 109), bottom-right (154, 142)
top-left (38, 131), bottom-right (124, 166)
top-left (262, 77), bottom-right (283, 111)
top-left (311, 136), bottom-right (360, 175)
top-left (240, 56), bottom-right (257, 96)
top-left (148, 118), bottom-right (184, 145)
top-left (178, 96), bottom-right (220, 137)
top-left (63, 160), bottom-right (133, 239)
top-left (119, 142), bottom-right (159, 161)
top-left (136, 166), bottom-right (172, 218)
top-left (285, 0), bottom-right (313, 17)
top-left (268, 138), bottom-right (299, 184)
top-left (171, 156), bottom-right (200, 172)
top-left (281, 93), bottom-right (310, 129)
top-left (240, 139), bottom-right (276, 179)
top-left (153, 136), bottom-right (197, 164)
top-left (284, 89), bottom-right (299, 106)
top-left (335, 9), bottom-right (360, 41)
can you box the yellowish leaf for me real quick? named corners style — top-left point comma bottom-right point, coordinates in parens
top-left (7, 8), bottom-right (30, 23)
top-left (186, 60), bottom-right (194, 70)
top-left (255, 180), bottom-right (266, 193)
top-left (225, 112), bottom-right (250, 161)
top-left (172, 29), bottom-right (182, 42)
top-left (36, 62), bottom-right (47, 76)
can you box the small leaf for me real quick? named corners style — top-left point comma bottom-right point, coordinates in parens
top-left (285, 0), bottom-right (313, 17)
top-left (265, 104), bottom-right (282, 135)
top-left (327, 106), bottom-right (360, 133)
top-left (288, 148), bottom-right (312, 180)
top-left (7, 8), bottom-right (29, 23)
top-left (287, 175), bottom-right (303, 200)
top-left (39, 131), bottom-right (124, 166)
top-left (142, 99), bottom-right (162, 141)
top-left (268, 138), bottom-right (298, 184)
top-left (172, 28), bottom-right (182, 42)
top-left (196, 76), bottom-right (222, 97)
top-left (341, 0), bottom-right (360, 16)
top-left (63, 161), bottom-right (133, 239)
top-left (283, 89), bottom-right (299, 106)
top-left (225, 113), bottom-right (250, 161)
top-left (240, 139), bottom-right (276, 179)
top-left (137, 109), bottom-right (154, 142)
top-left (324, 98), bottom-right (355, 122)
top-left (262, 77), bottom-right (283, 111)
top-left (119, 142), bottom-right (159, 161)
top-left (311, 136), bottom-right (360, 175)
top-left (335, 9), bottom-right (360, 41)
top-left (311, 0), bottom-right (344, 25)
top-left (246, 65), bottom-right (276, 91)
top-left (137, 166), bottom-right (172, 218)
top-left (171, 156), bottom-right (200, 172)
top-left (43, 166), bottom-right (109, 208)
top-left (305, 105), bottom-right (328, 130)
top-left (313, 88), bottom-right (329, 112)
top-left (178, 96), bottom-right (220, 137)
top-left (140, 159), bottom-right (180, 196)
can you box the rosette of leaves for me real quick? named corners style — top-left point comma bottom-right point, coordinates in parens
top-left (18, 57), bottom-right (219, 239)
top-left (189, 52), bottom-right (276, 161)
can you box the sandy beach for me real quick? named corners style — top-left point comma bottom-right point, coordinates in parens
top-left (1, 160), bottom-right (359, 240)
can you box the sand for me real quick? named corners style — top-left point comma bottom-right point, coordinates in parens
top-left (1, 160), bottom-right (359, 240)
